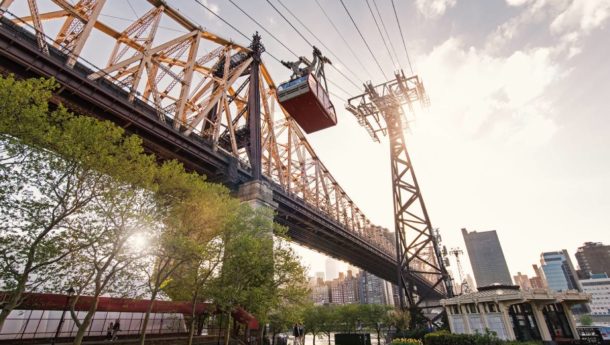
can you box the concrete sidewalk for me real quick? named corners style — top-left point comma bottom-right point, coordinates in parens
top-left (6, 335), bottom-right (223, 345)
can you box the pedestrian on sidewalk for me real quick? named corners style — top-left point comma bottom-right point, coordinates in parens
top-left (111, 319), bottom-right (121, 341)
top-left (298, 324), bottom-right (304, 345)
top-left (106, 322), bottom-right (114, 340)
top-left (292, 323), bottom-right (299, 345)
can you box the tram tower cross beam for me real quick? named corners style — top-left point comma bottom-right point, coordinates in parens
top-left (346, 70), bottom-right (453, 321)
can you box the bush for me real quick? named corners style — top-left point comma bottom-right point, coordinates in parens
top-left (423, 331), bottom-right (542, 345)
top-left (392, 338), bottom-right (423, 345)
top-left (394, 328), bottom-right (430, 340)
top-left (423, 331), bottom-right (503, 345)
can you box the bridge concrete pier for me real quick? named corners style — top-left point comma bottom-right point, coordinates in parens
top-left (237, 180), bottom-right (278, 211)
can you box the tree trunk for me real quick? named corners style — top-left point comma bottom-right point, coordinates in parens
top-left (377, 330), bottom-right (381, 345)
top-left (0, 266), bottom-right (30, 329)
top-left (313, 334), bottom-right (316, 345)
top-left (188, 317), bottom-right (196, 345)
top-left (272, 329), bottom-right (276, 345)
top-left (327, 333), bottom-right (331, 345)
top-left (224, 313), bottom-right (232, 345)
top-left (72, 296), bottom-right (100, 345)
top-left (0, 295), bottom-right (18, 331)
top-left (187, 291), bottom-right (199, 345)
top-left (139, 288), bottom-right (159, 345)
top-left (259, 326), bottom-right (265, 345)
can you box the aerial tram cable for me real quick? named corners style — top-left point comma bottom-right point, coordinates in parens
top-left (391, 0), bottom-right (414, 74)
top-left (100, 14), bottom-right (188, 33)
top-left (372, 0), bottom-right (401, 71)
top-left (126, 0), bottom-right (139, 19)
top-left (225, 0), bottom-right (361, 91)
top-left (328, 90), bottom-right (347, 103)
top-left (264, 0), bottom-right (362, 91)
top-left (226, 0), bottom-right (301, 59)
top-left (265, 0), bottom-right (314, 47)
top-left (192, 0), bottom-right (250, 42)
top-left (275, 0), bottom-right (368, 88)
top-left (193, 0), bottom-right (293, 67)
top-left (364, 0), bottom-right (397, 70)
top-left (338, 0), bottom-right (388, 80)
top-left (313, 0), bottom-right (375, 81)
top-left (326, 78), bottom-right (353, 98)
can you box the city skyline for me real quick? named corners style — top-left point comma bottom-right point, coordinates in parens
top-left (294, 235), bottom-right (609, 287)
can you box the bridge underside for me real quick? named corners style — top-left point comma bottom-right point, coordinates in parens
top-left (0, 17), bottom-right (443, 300)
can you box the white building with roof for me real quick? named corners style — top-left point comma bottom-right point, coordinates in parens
top-left (441, 284), bottom-right (590, 342)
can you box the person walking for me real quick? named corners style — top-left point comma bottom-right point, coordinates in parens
top-left (292, 323), bottom-right (299, 345)
top-left (298, 324), bottom-right (304, 345)
top-left (111, 319), bottom-right (121, 341)
top-left (106, 322), bottom-right (114, 340)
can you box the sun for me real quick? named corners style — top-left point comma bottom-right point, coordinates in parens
top-left (128, 232), bottom-right (149, 252)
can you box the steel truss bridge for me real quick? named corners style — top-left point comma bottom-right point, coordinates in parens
top-left (0, 0), bottom-right (447, 304)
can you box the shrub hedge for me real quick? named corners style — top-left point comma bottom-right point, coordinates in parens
top-left (423, 331), bottom-right (542, 345)
top-left (391, 338), bottom-right (423, 345)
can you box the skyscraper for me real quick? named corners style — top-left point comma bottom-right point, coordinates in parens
top-left (462, 228), bottom-right (512, 287)
top-left (328, 271), bottom-right (359, 304)
top-left (575, 242), bottom-right (610, 279)
top-left (580, 274), bottom-right (610, 316)
top-left (529, 264), bottom-right (547, 289)
top-left (513, 272), bottom-right (531, 290)
top-left (325, 257), bottom-right (340, 280)
top-left (540, 250), bottom-right (581, 292)
top-left (358, 271), bottom-right (393, 305)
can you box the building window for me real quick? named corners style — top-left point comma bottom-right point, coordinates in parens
top-left (487, 303), bottom-right (498, 313)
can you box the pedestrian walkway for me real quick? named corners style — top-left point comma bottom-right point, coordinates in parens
top-left (12, 335), bottom-right (223, 345)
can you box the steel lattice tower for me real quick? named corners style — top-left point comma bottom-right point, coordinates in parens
top-left (347, 71), bottom-right (453, 324)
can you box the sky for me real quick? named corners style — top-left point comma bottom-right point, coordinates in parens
top-left (10, 0), bottom-right (610, 283)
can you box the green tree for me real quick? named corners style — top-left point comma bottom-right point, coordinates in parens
top-left (66, 187), bottom-right (156, 345)
top-left (209, 205), bottom-right (275, 345)
top-left (335, 304), bottom-right (362, 333)
top-left (318, 306), bottom-right (338, 345)
top-left (580, 314), bottom-right (593, 326)
top-left (163, 236), bottom-right (224, 345)
top-left (0, 76), bottom-right (157, 329)
top-left (303, 305), bottom-right (329, 345)
top-left (154, 179), bottom-right (239, 345)
top-left (268, 304), bottom-right (304, 345)
top-left (361, 304), bottom-right (393, 344)
top-left (140, 172), bottom-right (239, 344)
top-left (387, 309), bottom-right (411, 334)
top-left (209, 206), bottom-right (309, 345)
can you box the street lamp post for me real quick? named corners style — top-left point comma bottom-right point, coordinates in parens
top-left (51, 287), bottom-right (75, 345)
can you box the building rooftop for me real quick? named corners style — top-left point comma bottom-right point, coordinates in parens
top-left (441, 285), bottom-right (590, 305)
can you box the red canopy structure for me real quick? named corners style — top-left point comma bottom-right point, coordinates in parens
top-left (0, 292), bottom-right (258, 330)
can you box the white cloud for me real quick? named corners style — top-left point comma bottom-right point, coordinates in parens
top-left (488, 0), bottom-right (610, 61)
top-left (506, 0), bottom-right (533, 6)
top-left (551, 0), bottom-right (610, 35)
top-left (415, 0), bottom-right (457, 19)
top-left (201, 0), bottom-right (220, 19)
top-left (417, 38), bottom-right (560, 146)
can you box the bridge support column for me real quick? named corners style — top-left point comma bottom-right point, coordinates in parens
top-left (237, 180), bottom-right (278, 211)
